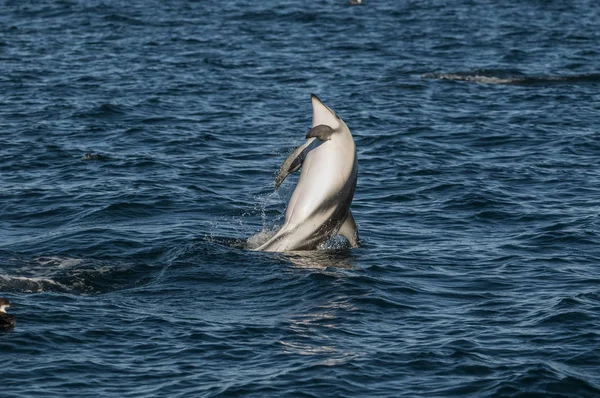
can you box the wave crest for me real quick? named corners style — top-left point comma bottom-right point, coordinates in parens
top-left (422, 71), bottom-right (600, 85)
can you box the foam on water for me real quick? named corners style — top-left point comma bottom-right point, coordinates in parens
top-left (422, 71), bottom-right (600, 85)
top-left (0, 274), bottom-right (69, 294)
top-left (245, 226), bottom-right (279, 250)
top-left (35, 256), bottom-right (83, 268)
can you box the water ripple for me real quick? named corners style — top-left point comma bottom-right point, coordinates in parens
top-left (1, 0), bottom-right (600, 396)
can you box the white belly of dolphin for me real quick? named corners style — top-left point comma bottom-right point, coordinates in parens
top-left (286, 140), bottom-right (353, 224)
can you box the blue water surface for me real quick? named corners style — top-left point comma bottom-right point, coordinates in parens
top-left (1, 0), bottom-right (600, 397)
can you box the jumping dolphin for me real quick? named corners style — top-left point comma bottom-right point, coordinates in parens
top-left (255, 94), bottom-right (359, 252)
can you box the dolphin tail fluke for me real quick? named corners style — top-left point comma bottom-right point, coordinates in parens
top-left (338, 211), bottom-right (360, 247)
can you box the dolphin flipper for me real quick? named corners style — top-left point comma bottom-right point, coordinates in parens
top-left (338, 211), bottom-right (360, 247)
top-left (275, 138), bottom-right (317, 189)
top-left (274, 125), bottom-right (334, 189)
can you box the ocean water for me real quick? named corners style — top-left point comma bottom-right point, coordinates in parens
top-left (1, 0), bottom-right (600, 396)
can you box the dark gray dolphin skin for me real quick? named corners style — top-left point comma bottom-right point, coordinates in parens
top-left (256, 95), bottom-right (359, 252)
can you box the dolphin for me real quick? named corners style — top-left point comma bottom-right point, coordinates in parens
top-left (255, 94), bottom-right (359, 252)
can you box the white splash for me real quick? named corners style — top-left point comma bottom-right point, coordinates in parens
top-left (0, 274), bottom-right (69, 293)
top-left (246, 226), bottom-right (279, 250)
top-left (35, 256), bottom-right (83, 268)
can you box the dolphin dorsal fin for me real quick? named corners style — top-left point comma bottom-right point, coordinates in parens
top-left (311, 94), bottom-right (340, 130)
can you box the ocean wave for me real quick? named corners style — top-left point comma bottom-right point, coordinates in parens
top-left (0, 274), bottom-right (69, 293)
top-left (0, 256), bottom-right (155, 294)
top-left (422, 72), bottom-right (600, 85)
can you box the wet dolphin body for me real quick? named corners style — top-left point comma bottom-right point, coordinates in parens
top-left (255, 95), bottom-right (359, 252)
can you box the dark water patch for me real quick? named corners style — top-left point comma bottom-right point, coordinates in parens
top-left (440, 192), bottom-right (512, 212)
top-left (475, 210), bottom-right (516, 222)
top-left (73, 103), bottom-right (131, 119)
top-left (523, 229), bottom-right (598, 247)
top-left (492, 364), bottom-right (600, 397)
top-left (100, 200), bottom-right (174, 218)
top-left (532, 310), bottom-right (595, 328)
top-left (102, 13), bottom-right (147, 26)
top-left (74, 74), bottom-right (104, 83)
top-left (233, 8), bottom-right (320, 24)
